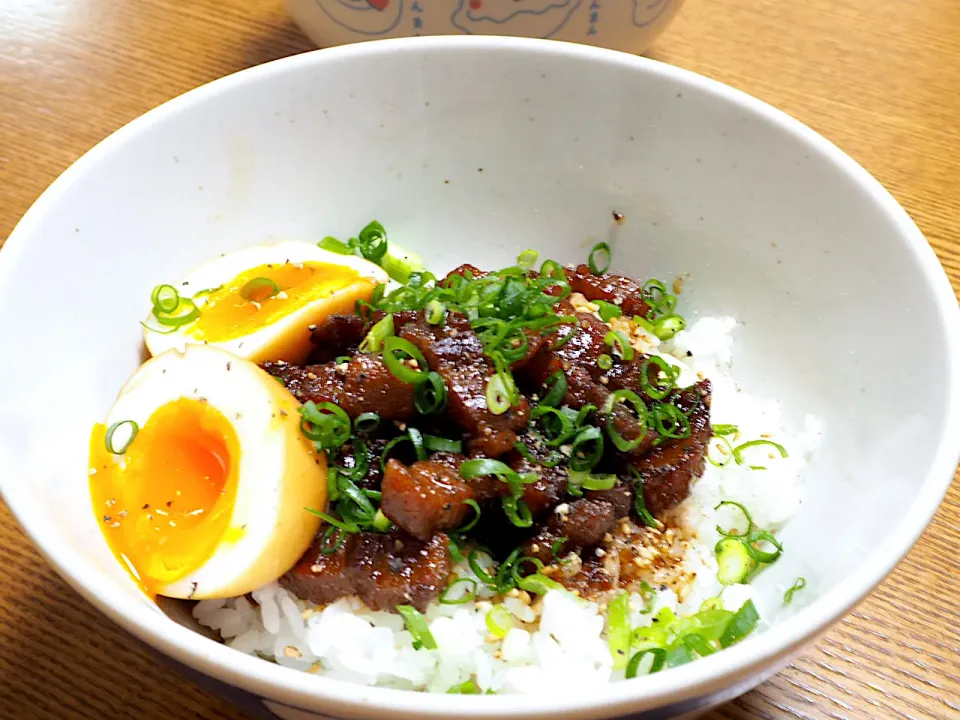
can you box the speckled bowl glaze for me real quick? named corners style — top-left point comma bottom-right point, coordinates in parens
top-left (284, 0), bottom-right (684, 54)
top-left (2, 37), bottom-right (959, 720)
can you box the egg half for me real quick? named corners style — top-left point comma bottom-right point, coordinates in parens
top-left (144, 241), bottom-right (388, 363)
top-left (89, 344), bottom-right (326, 599)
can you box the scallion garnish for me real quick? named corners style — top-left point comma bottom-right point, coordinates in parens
top-left (539, 371), bottom-right (568, 408)
top-left (299, 401), bottom-right (352, 450)
top-left (715, 537), bottom-right (757, 585)
top-left (501, 495), bottom-right (533, 528)
top-left (588, 241), bottom-right (611, 275)
top-left (353, 412), bottom-right (380, 434)
top-left (517, 572), bottom-right (564, 595)
top-left (359, 313), bottom-right (394, 353)
top-left (468, 547), bottom-right (498, 590)
top-left (456, 499), bottom-right (482, 533)
top-left (714, 500), bottom-right (784, 578)
top-left (784, 577), bottom-right (806, 604)
top-left (424, 298), bottom-right (446, 324)
top-left (607, 592), bottom-right (632, 669)
top-left (630, 468), bottom-right (661, 528)
top-left (597, 353), bottom-right (614, 371)
top-left (568, 426), bottom-right (605, 471)
top-left (640, 356), bottom-right (679, 400)
top-left (414, 371), bottom-right (447, 414)
top-left (239, 277), bottom-right (280, 302)
top-left (719, 600), bottom-right (759, 647)
top-left (485, 373), bottom-right (512, 415)
top-left (732, 439), bottom-right (789, 470)
top-left (151, 284), bottom-right (180, 314)
top-left (517, 249), bottom-right (539, 269)
top-left (357, 220), bottom-right (388, 263)
top-left (602, 389), bottom-right (649, 452)
top-left (371, 508), bottom-right (392, 532)
top-left (396, 605), bottom-right (437, 650)
top-left (712, 424), bottom-right (739, 436)
top-left (485, 605), bottom-right (514, 638)
top-left (105, 419), bottom-right (139, 455)
top-left (422, 433), bottom-right (463, 454)
top-left (382, 336), bottom-right (429, 384)
top-left (551, 537), bottom-right (568, 561)
top-left (652, 314), bottom-right (685, 340)
top-left (446, 680), bottom-right (480, 694)
top-left (594, 299), bottom-right (623, 322)
top-left (604, 330), bottom-right (635, 361)
top-left (625, 648), bottom-right (667, 678)
top-left (651, 404), bottom-right (691, 439)
top-left (439, 577), bottom-right (479, 605)
top-left (318, 236), bottom-right (353, 254)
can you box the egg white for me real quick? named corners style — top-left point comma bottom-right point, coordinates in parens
top-left (144, 241), bottom-right (388, 364)
top-left (106, 344), bottom-right (326, 599)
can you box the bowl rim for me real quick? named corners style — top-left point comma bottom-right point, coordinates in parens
top-left (2, 35), bottom-right (959, 719)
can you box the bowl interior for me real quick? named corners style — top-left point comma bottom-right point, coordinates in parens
top-left (1, 38), bottom-right (956, 717)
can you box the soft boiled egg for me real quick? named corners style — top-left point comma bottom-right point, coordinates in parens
top-left (88, 344), bottom-right (326, 599)
top-left (143, 241), bottom-right (388, 364)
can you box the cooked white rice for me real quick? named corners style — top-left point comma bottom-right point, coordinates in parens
top-left (194, 315), bottom-right (821, 692)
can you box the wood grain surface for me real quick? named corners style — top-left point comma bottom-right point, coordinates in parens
top-left (1, 1), bottom-right (958, 718)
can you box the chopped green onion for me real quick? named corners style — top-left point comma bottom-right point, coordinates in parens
top-left (642, 279), bottom-right (677, 320)
top-left (715, 537), bottom-right (757, 584)
top-left (569, 426), bottom-right (605, 472)
top-left (318, 236), bottom-right (353, 254)
top-left (152, 295), bottom-right (200, 328)
top-left (239, 277), bottom-right (280, 302)
top-left (151, 284), bottom-right (180, 314)
top-left (359, 313), bottom-right (394, 353)
top-left (485, 605), bottom-right (514, 638)
top-left (568, 470), bottom-right (618, 493)
top-left (640, 356), bottom-right (679, 400)
top-left (594, 300), bottom-right (623, 322)
top-left (712, 424), bottom-right (739, 436)
top-left (380, 429), bottom-right (424, 470)
top-left (422, 434), bottom-right (462, 454)
top-left (597, 353), bottom-right (613, 371)
top-left (304, 507), bottom-right (359, 533)
top-left (732, 439), bottom-right (789, 470)
top-left (456, 499), bottom-right (482, 533)
top-left (630, 468), bottom-right (660, 528)
top-left (715, 500), bottom-right (784, 566)
top-left (514, 441), bottom-right (564, 468)
top-left (414, 371), bottom-right (447, 414)
top-left (607, 592), bottom-right (632, 669)
top-left (530, 406), bottom-right (577, 446)
top-left (784, 577), bottom-right (807, 604)
top-left (357, 220), bottom-right (388, 263)
top-left (625, 648), bottom-right (667, 678)
top-left (382, 336), bottom-right (429, 384)
top-left (468, 547), bottom-right (498, 590)
top-left (105, 420), bottom-right (139, 454)
top-left (550, 537), bottom-right (568, 561)
top-left (652, 314), bottom-right (685, 340)
top-left (353, 412), bottom-right (380, 434)
top-left (588, 241), bottom-right (612, 275)
top-left (707, 435), bottom-right (734, 468)
top-left (540, 371), bottom-right (567, 407)
top-left (604, 330), bottom-right (635, 361)
top-left (517, 249), bottom-right (539, 269)
top-left (539, 259), bottom-right (565, 281)
top-left (517, 572), bottom-right (564, 595)
top-left (396, 605), bottom-right (437, 650)
top-left (486, 373), bottom-right (512, 415)
top-left (440, 578), bottom-right (478, 605)
top-left (603, 389), bottom-right (649, 452)
top-left (502, 495), bottom-right (533, 528)
top-left (460, 458), bottom-right (535, 494)
top-left (380, 242), bottom-right (424, 284)
top-left (299, 401), bottom-right (352, 450)
top-left (424, 299), bottom-right (446, 324)
top-left (446, 680), bottom-right (479, 694)
top-left (719, 599), bottom-right (760, 648)
top-left (651, 404), bottom-right (691, 439)
top-left (371, 508), bottom-right (392, 532)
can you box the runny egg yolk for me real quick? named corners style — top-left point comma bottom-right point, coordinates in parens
top-left (188, 261), bottom-right (361, 342)
top-left (89, 398), bottom-right (240, 595)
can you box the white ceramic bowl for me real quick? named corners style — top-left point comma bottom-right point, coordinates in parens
top-left (285, 0), bottom-right (684, 54)
top-left (2, 37), bottom-right (959, 720)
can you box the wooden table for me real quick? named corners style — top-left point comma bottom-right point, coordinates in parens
top-left (1, 1), bottom-right (958, 718)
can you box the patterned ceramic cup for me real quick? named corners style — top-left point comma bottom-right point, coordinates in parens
top-left (285, 0), bottom-right (685, 54)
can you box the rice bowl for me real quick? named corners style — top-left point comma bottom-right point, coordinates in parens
top-left (1, 36), bottom-right (957, 720)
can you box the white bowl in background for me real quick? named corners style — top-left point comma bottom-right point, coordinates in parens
top-left (1, 37), bottom-right (959, 720)
top-left (284, 0), bottom-right (684, 54)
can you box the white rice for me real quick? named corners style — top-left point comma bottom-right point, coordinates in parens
top-left (194, 316), bottom-right (821, 692)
